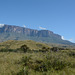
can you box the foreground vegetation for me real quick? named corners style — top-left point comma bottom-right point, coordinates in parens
top-left (0, 46), bottom-right (75, 75)
top-left (0, 40), bottom-right (75, 75)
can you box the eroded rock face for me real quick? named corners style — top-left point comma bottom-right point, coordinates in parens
top-left (0, 24), bottom-right (61, 38)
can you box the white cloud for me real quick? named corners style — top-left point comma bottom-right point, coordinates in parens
top-left (23, 25), bottom-right (26, 28)
top-left (68, 39), bottom-right (74, 42)
top-left (39, 26), bottom-right (46, 30)
top-left (61, 36), bottom-right (75, 43)
top-left (69, 39), bottom-right (73, 41)
top-left (0, 24), bottom-right (4, 28)
top-left (61, 36), bottom-right (65, 40)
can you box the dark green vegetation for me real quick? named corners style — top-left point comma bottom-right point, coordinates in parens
top-left (0, 40), bottom-right (75, 75)
top-left (0, 25), bottom-right (75, 45)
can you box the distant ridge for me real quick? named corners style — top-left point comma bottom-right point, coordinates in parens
top-left (0, 24), bottom-right (75, 45)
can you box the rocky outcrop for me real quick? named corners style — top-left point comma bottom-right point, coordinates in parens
top-left (0, 24), bottom-right (61, 38)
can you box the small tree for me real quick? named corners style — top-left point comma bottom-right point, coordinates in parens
top-left (42, 47), bottom-right (50, 52)
top-left (20, 45), bottom-right (29, 53)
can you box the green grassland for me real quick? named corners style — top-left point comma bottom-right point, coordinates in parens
top-left (0, 40), bottom-right (75, 75)
top-left (0, 40), bottom-right (75, 50)
top-left (0, 51), bottom-right (75, 75)
top-left (0, 40), bottom-right (50, 50)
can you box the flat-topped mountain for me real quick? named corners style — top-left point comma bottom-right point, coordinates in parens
top-left (0, 24), bottom-right (60, 37)
top-left (0, 24), bottom-right (74, 45)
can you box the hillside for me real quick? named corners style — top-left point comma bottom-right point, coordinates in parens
top-left (0, 40), bottom-right (50, 50)
top-left (0, 40), bottom-right (75, 50)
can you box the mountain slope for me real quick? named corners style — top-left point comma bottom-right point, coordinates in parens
top-left (0, 24), bottom-right (74, 45)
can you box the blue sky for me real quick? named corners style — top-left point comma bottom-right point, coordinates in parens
top-left (0, 0), bottom-right (75, 42)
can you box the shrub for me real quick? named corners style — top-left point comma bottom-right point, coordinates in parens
top-left (17, 67), bottom-right (28, 75)
top-left (20, 45), bottom-right (29, 53)
top-left (51, 47), bottom-right (59, 52)
top-left (31, 60), bottom-right (47, 72)
top-left (21, 56), bottom-right (31, 66)
top-left (39, 47), bottom-right (50, 52)
top-left (68, 51), bottom-right (75, 57)
top-left (0, 48), bottom-right (17, 52)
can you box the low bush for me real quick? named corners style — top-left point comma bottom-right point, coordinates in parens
top-left (20, 45), bottom-right (30, 53)
top-left (0, 48), bottom-right (17, 52)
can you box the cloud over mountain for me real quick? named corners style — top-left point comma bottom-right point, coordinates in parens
top-left (39, 26), bottom-right (46, 30)
top-left (0, 24), bottom-right (4, 28)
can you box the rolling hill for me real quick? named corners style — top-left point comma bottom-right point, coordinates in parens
top-left (0, 40), bottom-right (50, 50)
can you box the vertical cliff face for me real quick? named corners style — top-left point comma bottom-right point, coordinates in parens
top-left (0, 24), bottom-right (74, 45)
top-left (0, 25), bottom-right (38, 36)
top-left (37, 30), bottom-right (53, 37)
top-left (0, 24), bottom-right (61, 38)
